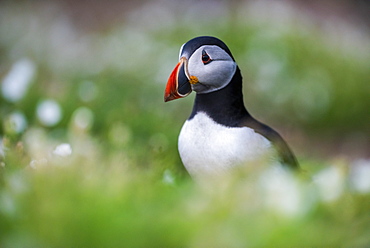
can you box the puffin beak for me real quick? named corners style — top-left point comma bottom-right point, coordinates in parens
top-left (164, 57), bottom-right (192, 102)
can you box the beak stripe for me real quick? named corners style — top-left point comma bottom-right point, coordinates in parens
top-left (164, 58), bottom-right (192, 102)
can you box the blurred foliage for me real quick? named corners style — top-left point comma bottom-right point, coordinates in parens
top-left (0, 1), bottom-right (369, 247)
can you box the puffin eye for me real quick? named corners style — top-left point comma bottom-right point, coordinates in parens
top-left (201, 50), bottom-right (212, 64)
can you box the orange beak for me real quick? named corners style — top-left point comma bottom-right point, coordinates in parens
top-left (164, 58), bottom-right (192, 102)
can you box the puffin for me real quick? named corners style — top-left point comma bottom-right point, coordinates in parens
top-left (164, 36), bottom-right (298, 178)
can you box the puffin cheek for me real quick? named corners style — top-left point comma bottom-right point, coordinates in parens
top-left (202, 61), bottom-right (236, 90)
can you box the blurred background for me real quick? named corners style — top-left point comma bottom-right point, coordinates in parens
top-left (1, 0), bottom-right (369, 162)
top-left (0, 0), bottom-right (369, 247)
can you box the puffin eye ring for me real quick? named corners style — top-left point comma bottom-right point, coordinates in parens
top-left (201, 50), bottom-right (212, 65)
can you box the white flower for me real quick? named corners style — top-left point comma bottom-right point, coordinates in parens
top-left (8, 111), bottom-right (28, 133)
top-left (72, 107), bottom-right (94, 130)
top-left (259, 167), bottom-right (306, 217)
top-left (53, 143), bottom-right (72, 157)
top-left (350, 159), bottom-right (370, 194)
top-left (0, 138), bottom-right (6, 158)
top-left (162, 169), bottom-right (175, 185)
top-left (313, 166), bottom-right (345, 202)
top-left (1, 58), bottom-right (36, 102)
top-left (36, 99), bottom-right (62, 126)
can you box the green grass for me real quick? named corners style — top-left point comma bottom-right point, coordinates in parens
top-left (1, 1), bottom-right (370, 247)
top-left (1, 155), bottom-right (369, 247)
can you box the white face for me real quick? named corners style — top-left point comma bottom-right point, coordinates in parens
top-left (185, 45), bottom-right (236, 94)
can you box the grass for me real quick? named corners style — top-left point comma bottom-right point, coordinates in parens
top-left (0, 1), bottom-right (370, 247)
top-left (1, 155), bottom-right (369, 247)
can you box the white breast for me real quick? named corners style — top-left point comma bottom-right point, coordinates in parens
top-left (178, 112), bottom-right (275, 177)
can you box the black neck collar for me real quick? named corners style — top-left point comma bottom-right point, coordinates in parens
top-left (189, 67), bottom-right (250, 127)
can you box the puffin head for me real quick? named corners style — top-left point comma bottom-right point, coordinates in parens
top-left (164, 36), bottom-right (237, 102)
